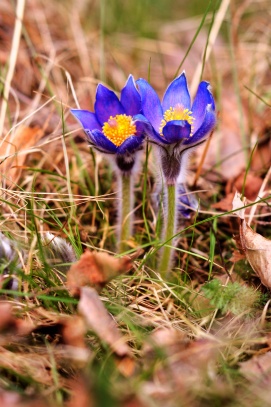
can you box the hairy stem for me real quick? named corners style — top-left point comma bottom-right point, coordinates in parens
top-left (118, 172), bottom-right (133, 253)
top-left (159, 183), bottom-right (177, 278)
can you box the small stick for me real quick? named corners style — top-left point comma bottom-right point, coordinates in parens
top-left (0, 0), bottom-right (26, 139)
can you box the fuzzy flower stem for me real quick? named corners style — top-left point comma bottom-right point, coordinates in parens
top-left (159, 182), bottom-right (177, 278)
top-left (118, 172), bottom-right (133, 253)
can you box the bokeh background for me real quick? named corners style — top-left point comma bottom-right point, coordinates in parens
top-left (1, 0), bottom-right (270, 184)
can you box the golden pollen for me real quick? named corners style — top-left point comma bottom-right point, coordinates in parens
top-left (159, 104), bottom-right (194, 135)
top-left (102, 114), bottom-right (136, 147)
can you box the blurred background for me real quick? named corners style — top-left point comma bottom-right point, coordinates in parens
top-left (1, 0), bottom-right (271, 202)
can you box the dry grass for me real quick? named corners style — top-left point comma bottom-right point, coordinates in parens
top-left (0, 0), bottom-right (271, 406)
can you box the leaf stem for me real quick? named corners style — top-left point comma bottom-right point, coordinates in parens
top-left (159, 183), bottom-right (177, 278)
top-left (118, 172), bottom-right (133, 253)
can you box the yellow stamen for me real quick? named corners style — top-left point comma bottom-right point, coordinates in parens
top-left (159, 104), bottom-right (194, 135)
top-left (102, 114), bottom-right (136, 147)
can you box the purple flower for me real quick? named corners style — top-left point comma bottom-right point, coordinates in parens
top-left (178, 183), bottom-right (198, 219)
top-left (136, 72), bottom-right (216, 183)
top-left (71, 75), bottom-right (149, 173)
top-left (136, 72), bottom-right (216, 146)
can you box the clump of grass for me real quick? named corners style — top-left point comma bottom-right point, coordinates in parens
top-left (202, 278), bottom-right (262, 316)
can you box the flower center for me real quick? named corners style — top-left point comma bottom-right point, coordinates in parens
top-left (159, 104), bottom-right (194, 135)
top-left (102, 114), bottom-right (136, 147)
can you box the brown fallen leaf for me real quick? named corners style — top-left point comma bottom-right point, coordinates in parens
top-left (61, 316), bottom-right (87, 349)
top-left (143, 328), bottom-right (217, 392)
top-left (78, 286), bottom-right (134, 373)
top-left (239, 351), bottom-right (271, 383)
top-left (0, 391), bottom-right (49, 407)
top-left (67, 250), bottom-right (132, 295)
top-left (0, 390), bottom-right (21, 407)
top-left (212, 192), bottom-right (235, 211)
top-left (229, 249), bottom-right (245, 263)
top-left (0, 303), bottom-right (17, 332)
top-left (116, 355), bottom-right (136, 377)
top-left (212, 172), bottom-right (263, 212)
top-left (66, 376), bottom-right (95, 407)
top-left (226, 172), bottom-right (263, 201)
top-left (240, 221), bottom-right (271, 288)
top-left (0, 125), bottom-right (44, 185)
top-left (0, 302), bottom-right (34, 340)
top-left (233, 192), bottom-right (271, 288)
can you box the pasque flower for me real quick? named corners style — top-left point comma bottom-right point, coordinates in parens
top-left (71, 75), bottom-right (149, 253)
top-left (71, 75), bottom-right (149, 173)
top-left (136, 72), bottom-right (216, 183)
top-left (136, 72), bottom-right (216, 277)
